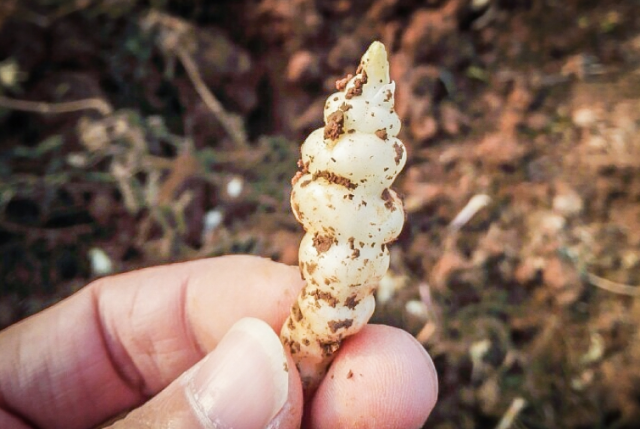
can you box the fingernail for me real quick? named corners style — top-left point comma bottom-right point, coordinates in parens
top-left (186, 317), bottom-right (289, 428)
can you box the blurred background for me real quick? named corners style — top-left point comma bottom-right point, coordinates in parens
top-left (1, 0), bottom-right (640, 427)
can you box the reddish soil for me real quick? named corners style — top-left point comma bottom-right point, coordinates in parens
top-left (2, 1), bottom-right (640, 427)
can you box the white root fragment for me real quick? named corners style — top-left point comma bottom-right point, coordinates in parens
top-left (448, 194), bottom-right (491, 232)
top-left (280, 41), bottom-right (407, 394)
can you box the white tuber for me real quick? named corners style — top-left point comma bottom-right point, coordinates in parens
top-left (280, 41), bottom-right (407, 394)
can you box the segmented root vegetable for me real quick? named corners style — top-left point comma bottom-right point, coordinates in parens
top-left (280, 41), bottom-right (406, 394)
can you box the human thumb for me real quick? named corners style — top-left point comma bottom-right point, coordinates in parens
top-left (108, 317), bottom-right (293, 428)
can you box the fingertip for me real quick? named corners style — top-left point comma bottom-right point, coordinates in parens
top-left (185, 318), bottom-right (289, 427)
top-left (184, 255), bottom-right (304, 350)
top-left (309, 325), bottom-right (438, 429)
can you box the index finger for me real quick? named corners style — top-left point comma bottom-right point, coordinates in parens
top-left (0, 255), bottom-right (304, 429)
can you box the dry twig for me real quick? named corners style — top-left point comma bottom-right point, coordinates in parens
top-left (177, 51), bottom-right (249, 149)
top-left (448, 194), bottom-right (492, 232)
top-left (495, 397), bottom-right (527, 429)
top-left (586, 272), bottom-right (640, 297)
top-left (140, 10), bottom-right (249, 149)
top-left (0, 95), bottom-right (112, 116)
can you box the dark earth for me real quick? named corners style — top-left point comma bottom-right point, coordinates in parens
top-left (2, 1), bottom-right (640, 428)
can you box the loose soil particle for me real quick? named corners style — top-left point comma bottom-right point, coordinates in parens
top-left (324, 110), bottom-right (345, 140)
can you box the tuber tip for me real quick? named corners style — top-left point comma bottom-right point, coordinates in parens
top-left (361, 41), bottom-right (390, 85)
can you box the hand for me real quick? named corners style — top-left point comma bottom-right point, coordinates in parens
top-left (0, 255), bottom-right (438, 428)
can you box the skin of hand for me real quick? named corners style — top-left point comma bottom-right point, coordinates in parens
top-left (0, 255), bottom-right (438, 429)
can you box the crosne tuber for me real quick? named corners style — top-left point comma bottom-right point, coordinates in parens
top-left (280, 41), bottom-right (407, 395)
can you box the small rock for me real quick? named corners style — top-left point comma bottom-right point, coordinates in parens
top-left (405, 299), bottom-right (430, 320)
top-left (572, 107), bottom-right (600, 127)
top-left (89, 248), bottom-right (114, 276)
top-left (203, 209), bottom-right (224, 233)
top-left (553, 184), bottom-right (584, 217)
top-left (226, 176), bottom-right (244, 199)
